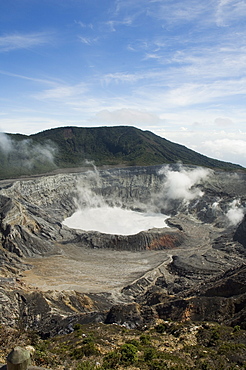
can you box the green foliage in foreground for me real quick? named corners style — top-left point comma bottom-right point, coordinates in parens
top-left (1, 126), bottom-right (243, 179)
top-left (1, 321), bottom-right (246, 369)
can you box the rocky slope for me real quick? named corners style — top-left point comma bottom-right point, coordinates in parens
top-left (0, 164), bottom-right (246, 336)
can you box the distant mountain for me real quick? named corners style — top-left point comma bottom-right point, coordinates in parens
top-left (0, 126), bottom-right (243, 179)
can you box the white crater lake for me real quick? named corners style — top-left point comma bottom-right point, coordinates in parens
top-left (63, 206), bottom-right (169, 235)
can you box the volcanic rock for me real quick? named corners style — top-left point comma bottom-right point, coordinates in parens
top-left (234, 215), bottom-right (246, 247)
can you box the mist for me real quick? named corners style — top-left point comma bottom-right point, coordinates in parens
top-left (0, 132), bottom-right (14, 153)
top-left (0, 132), bottom-right (56, 175)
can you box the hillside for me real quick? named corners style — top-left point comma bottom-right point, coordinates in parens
top-left (1, 321), bottom-right (246, 369)
top-left (0, 126), bottom-right (243, 179)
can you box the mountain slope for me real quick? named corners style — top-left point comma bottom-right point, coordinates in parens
top-left (0, 126), bottom-right (243, 179)
top-left (33, 126), bottom-right (241, 168)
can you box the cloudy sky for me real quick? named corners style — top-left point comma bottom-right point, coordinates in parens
top-left (1, 0), bottom-right (246, 167)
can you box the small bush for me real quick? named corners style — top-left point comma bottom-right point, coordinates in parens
top-left (102, 350), bottom-right (121, 369)
top-left (144, 347), bottom-right (158, 362)
top-left (125, 338), bottom-right (141, 349)
top-left (71, 343), bottom-right (99, 359)
top-left (207, 328), bottom-right (220, 347)
top-left (148, 359), bottom-right (168, 370)
top-left (119, 343), bottom-right (138, 365)
top-left (74, 323), bottom-right (83, 331)
top-left (233, 325), bottom-right (241, 332)
top-left (155, 322), bottom-right (167, 334)
top-left (140, 334), bottom-right (151, 345)
top-left (83, 335), bottom-right (95, 344)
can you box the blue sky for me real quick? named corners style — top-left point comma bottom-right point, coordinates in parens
top-left (1, 0), bottom-right (246, 167)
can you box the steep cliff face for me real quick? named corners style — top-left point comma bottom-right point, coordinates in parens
top-left (0, 165), bottom-right (246, 334)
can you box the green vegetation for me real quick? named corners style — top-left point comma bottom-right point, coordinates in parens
top-left (0, 126), bottom-right (243, 179)
top-left (1, 321), bottom-right (246, 369)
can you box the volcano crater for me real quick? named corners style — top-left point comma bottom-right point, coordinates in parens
top-left (1, 164), bottom-right (246, 333)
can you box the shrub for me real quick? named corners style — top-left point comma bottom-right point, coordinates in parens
top-left (155, 322), bottom-right (167, 334)
top-left (125, 338), bottom-right (141, 349)
top-left (233, 325), bottom-right (241, 332)
top-left (148, 359), bottom-right (168, 370)
top-left (74, 323), bottom-right (83, 331)
top-left (70, 343), bottom-right (99, 359)
top-left (119, 343), bottom-right (138, 365)
top-left (102, 350), bottom-right (121, 369)
top-left (140, 334), bottom-right (151, 345)
top-left (144, 347), bottom-right (158, 362)
top-left (83, 335), bottom-right (95, 344)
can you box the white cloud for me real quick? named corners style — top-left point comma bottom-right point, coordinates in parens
top-left (113, 0), bottom-right (209, 26)
top-left (202, 138), bottom-right (246, 159)
top-left (34, 83), bottom-right (88, 100)
top-left (75, 21), bottom-right (93, 29)
top-left (151, 78), bottom-right (246, 108)
top-left (78, 36), bottom-right (98, 45)
top-left (214, 117), bottom-right (234, 127)
top-left (0, 117), bottom-right (72, 135)
top-left (0, 32), bottom-right (53, 52)
top-left (102, 72), bottom-right (144, 85)
top-left (113, 0), bottom-right (246, 29)
top-left (106, 17), bottom-right (134, 31)
top-left (157, 129), bottom-right (246, 168)
top-left (156, 1), bottom-right (209, 23)
top-left (216, 0), bottom-right (246, 26)
top-left (0, 69), bottom-right (59, 85)
top-left (92, 108), bottom-right (165, 126)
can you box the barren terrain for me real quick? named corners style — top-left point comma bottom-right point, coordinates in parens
top-left (21, 245), bottom-right (169, 293)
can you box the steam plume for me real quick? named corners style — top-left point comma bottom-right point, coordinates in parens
top-left (226, 199), bottom-right (244, 226)
top-left (150, 165), bottom-right (212, 213)
top-left (0, 132), bottom-right (13, 153)
top-left (158, 165), bottom-right (211, 201)
top-left (0, 132), bottom-right (56, 175)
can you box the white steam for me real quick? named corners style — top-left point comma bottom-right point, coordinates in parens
top-left (0, 132), bottom-right (13, 153)
top-left (226, 199), bottom-right (244, 226)
top-left (157, 165), bottom-right (211, 205)
top-left (0, 132), bottom-right (56, 169)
